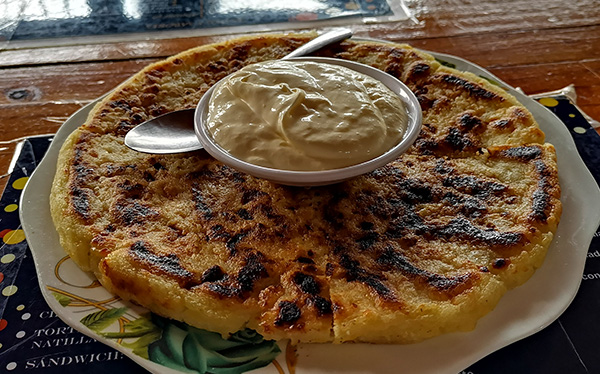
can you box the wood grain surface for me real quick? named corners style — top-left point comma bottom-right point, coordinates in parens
top-left (1, 0), bottom-right (599, 192)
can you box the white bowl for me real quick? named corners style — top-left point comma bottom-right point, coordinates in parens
top-left (194, 57), bottom-right (422, 186)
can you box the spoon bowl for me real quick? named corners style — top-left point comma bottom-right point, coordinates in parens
top-left (194, 57), bottom-right (422, 186)
top-left (124, 109), bottom-right (199, 154)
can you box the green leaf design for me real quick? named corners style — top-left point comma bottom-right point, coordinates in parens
top-left (101, 315), bottom-right (159, 338)
top-left (148, 316), bottom-right (280, 374)
top-left (52, 292), bottom-right (72, 307)
top-left (187, 327), bottom-right (241, 351)
top-left (435, 58), bottom-right (456, 69)
top-left (80, 308), bottom-right (127, 333)
top-left (122, 329), bottom-right (162, 359)
top-left (148, 345), bottom-right (198, 374)
top-left (478, 74), bottom-right (507, 90)
top-left (163, 323), bottom-right (188, 364)
top-left (93, 314), bottom-right (163, 359)
top-left (125, 314), bottom-right (157, 333)
top-left (101, 330), bottom-right (154, 339)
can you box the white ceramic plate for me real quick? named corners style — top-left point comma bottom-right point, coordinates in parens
top-left (20, 51), bottom-right (600, 374)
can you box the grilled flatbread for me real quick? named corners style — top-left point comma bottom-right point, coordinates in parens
top-left (50, 32), bottom-right (561, 343)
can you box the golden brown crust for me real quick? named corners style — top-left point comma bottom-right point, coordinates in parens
top-left (50, 32), bottom-right (561, 343)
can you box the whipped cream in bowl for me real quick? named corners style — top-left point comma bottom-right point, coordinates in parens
top-left (195, 57), bottom-right (422, 186)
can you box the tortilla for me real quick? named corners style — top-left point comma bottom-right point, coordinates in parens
top-left (50, 32), bottom-right (561, 343)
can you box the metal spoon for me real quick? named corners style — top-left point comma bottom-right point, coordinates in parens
top-left (124, 29), bottom-right (353, 154)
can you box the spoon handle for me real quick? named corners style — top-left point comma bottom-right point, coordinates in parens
top-left (283, 29), bottom-right (353, 60)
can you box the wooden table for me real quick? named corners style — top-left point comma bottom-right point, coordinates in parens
top-left (1, 0), bottom-right (599, 193)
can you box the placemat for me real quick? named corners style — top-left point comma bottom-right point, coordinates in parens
top-left (0, 95), bottom-right (599, 373)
